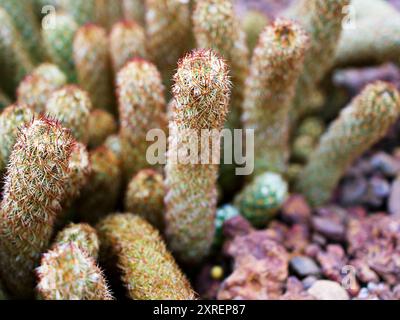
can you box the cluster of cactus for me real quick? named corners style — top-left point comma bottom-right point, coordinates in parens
top-left (0, 0), bottom-right (400, 301)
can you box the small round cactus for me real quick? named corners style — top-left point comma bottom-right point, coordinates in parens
top-left (214, 204), bottom-right (240, 247)
top-left (235, 172), bottom-right (288, 227)
top-left (97, 213), bottom-right (196, 300)
top-left (122, 0), bottom-right (145, 25)
top-left (104, 134), bottom-right (122, 162)
top-left (125, 169), bottom-right (165, 230)
top-left (88, 109), bottom-right (117, 149)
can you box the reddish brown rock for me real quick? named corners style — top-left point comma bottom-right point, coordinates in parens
top-left (281, 194), bottom-right (311, 224)
top-left (280, 277), bottom-right (315, 300)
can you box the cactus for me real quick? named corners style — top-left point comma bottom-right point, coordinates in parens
top-left (88, 109), bottom-right (118, 149)
top-left (234, 172), bottom-right (288, 227)
top-left (214, 204), bottom-right (239, 247)
top-left (76, 146), bottom-right (122, 224)
top-left (242, 18), bottom-right (309, 176)
top-left (95, 0), bottom-right (123, 30)
top-left (0, 89), bottom-right (11, 110)
top-left (0, 118), bottom-right (75, 298)
top-left (42, 12), bottom-right (78, 83)
top-left (285, 0), bottom-right (350, 122)
top-left (46, 85), bottom-right (93, 144)
top-left (0, 104), bottom-right (35, 173)
top-left (17, 63), bottom-right (67, 113)
top-left (0, 0), bottom-right (46, 63)
top-left (145, 0), bottom-right (192, 87)
top-left (117, 59), bottom-right (167, 179)
top-left (0, 8), bottom-right (34, 96)
top-left (165, 49), bottom-right (231, 263)
top-left (58, 0), bottom-right (96, 25)
top-left (36, 243), bottom-right (113, 300)
top-left (54, 223), bottom-right (99, 258)
top-left (109, 20), bottom-right (148, 73)
top-left (297, 82), bottom-right (400, 206)
top-left (73, 24), bottom-right (114, 112)
top-left (125, 169), bottom-right (165, 230)
top-left (97, 213), bottom-right (196, 300)
top-left (104, 134), bottom-right (122, 162)
top-left (242, 10), bottom-right (269, 54)
top-left (122, 0), bottom-right (145, 25)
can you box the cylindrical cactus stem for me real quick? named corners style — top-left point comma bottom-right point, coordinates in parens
top-left (96, 213), bottom-right (196, 300)
top-left (0, 117), bottom-right (75, 298)
top-left (122, 0), bottom-right (145, 25)
top-left (234, 172), bottom-right (288, 227)
top-left (73, 24), bottom-right (114, 112)
top-left (46, 85), bottom-right (93, 144)
top-left (165, 49), bottom-right (231, 264)
top-left (145, 0), bottom-right (192, 87)
top-left (242, 18), bottom-right (309, 176)
top-left (285, 0), bottom-right (350, 122)
top-left (36, 243), bottom-right (113, 300)
top-left (124, 169), bottom-right (165, 230)
top-left (88, 109), bottom-right (118, 149)
top-left (54, 223), bottom-right (99, 258)
top-left (0, 8), bottom-right (34, 97)
top-left (76, 146), bottom-right (122, 224)
top-left (117, 59), bottom-right (167, 179)
top-left (42, 12), bottom-right (78, 83)
top-left (58, 0), bottom-right (96, 25)
top-left (109, 20), bottom-right (148, 74)
top-left (0, 0), bottom-right (46, 63)
top-left (0, 89), bottom-right (11, 111)
top-left (297, 82), bottom-right (400, 206)
top-left (242, 10), bottom-right (269, 54)
top-left (0, 104), bottom-right (36, 173)
top-left (17, 63), bottom-right (67, 113)
top-left (95, 0), bottom-right (123, 30)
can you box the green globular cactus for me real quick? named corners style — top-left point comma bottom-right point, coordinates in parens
top-left (242, 10), bottom-right (269, 54)
top-left (42, 12), bottom-right (78, 83)
top-left (298, 82), bottom-right (400, 206)
top-left (76, 146), bottom-right (122, 224)
top-left (109, 20), bottom-right (148, 74)
top-left (0, 0), bottom-right (46, 63)
top-left (117, 59), bottom-right (167, 179)
top-left (0, 7), bottom-right (34, 97)
top-left (95, 0), bottom-right (123, 30)
top-left (214, 204), bottom-right (239, 248)
top-left (46, 85), bottom-right (93, 144)
top-left (17, 63), bottom-right (67, 113)
top-left (234, 172), bottom-right (288, 227)
top-left (145, 0), bottom-right (192, 87)
top-left (242, 18), bottom-right (309, 176)
top-left (97, 213), bottom-right (196, 300)
top-left (122, 0), bottom-right (145, 25)
top-left (0, 89), bottom-right (11, 110)
top-left (73, 24), bottom-right (114, 112)
top-left (104, 134), bottom-right (122, 162)
top-left (125, 169), bottom-right (165, 230)
top-left (36, 243), bottom-right (113, 300)
top-left (0, 104), bottom-right (35, 173)
top-left (285, 0), bottom-right (350, 122)
top-left (88, 109), bottom-right (117, 149)
top-left (0, 118), bottom-right (75, 298)
top-left (165, 49), bottom-right (231, 264)
top-left (58, 0), bottom-right (96, 25)
top-left (55, 223), bottom-right (99, 258)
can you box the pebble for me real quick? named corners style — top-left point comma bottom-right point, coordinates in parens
top-left (307, 280), bottom-right (350, 300)
top-left (290, 256), bottom-right (321, 278)
top-left (370, 152), bottom-right (400, 177)
top-left (388, 177), bottom-right (400, 216)
top-left (311, 217), bottom-right (345, 241)
top-left (281, 194), bottom-right (311, 224)
top-left (340, 176), bottom-right (368, 205)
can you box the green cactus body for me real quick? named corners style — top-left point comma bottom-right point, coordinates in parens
top-left (298, 82), bottom-right (400, 206)
top-left (59, 0), bottom-right (96, 25)
top-left (46, 85), bottom-right (93, 144)
top-left (88, 109), bottom-right (117, 149)
top-left (125, 169), bottom-right (165, 230)
top-left (145, 0), bottom-right (192, 87)
top-left (0, 104), bottom-right (35, 173)
top-left (0, 8), bottom-right (34, 97)
top-left (36, 243), bottom-right (113, 300)
top-left (122, 0), bottom-right (145, 25)
top-left (242, 18), bottom-right (309, 176)
top-left (73, 24), bottom-right (114, 112)
top-left (97, 213), bottom-right (196, 300)
top-left (17, 63), bottom-right (67, 113)
top-left (214, 204), bottom-right (239, 247)
top-left (109, 20), bottom-right (148, 73)
top-left (235, 172), bottom-right (288, 227)
top-left (0, 0), bottom-right (46, 63)
top-left (285, 0), bottom-right (350, 122)
top-left (95, 0), bottom-right (123, 30)
top-left (77, 146), bottom-right (122, 224)
top-left (0, 89), bottom-right (11, 111)
top-left (42, 13), bottom-right (78, 83)
top-left (117, 59), bottom-right (167, 179)
top-left (242, 10), bottom-right (269, 54)
top-left (0, 118), bottom-right (75, 298)
top-left (165, 49), bottom-right (231, 264)
top-left (104, 134), bottom-right (122, 162)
